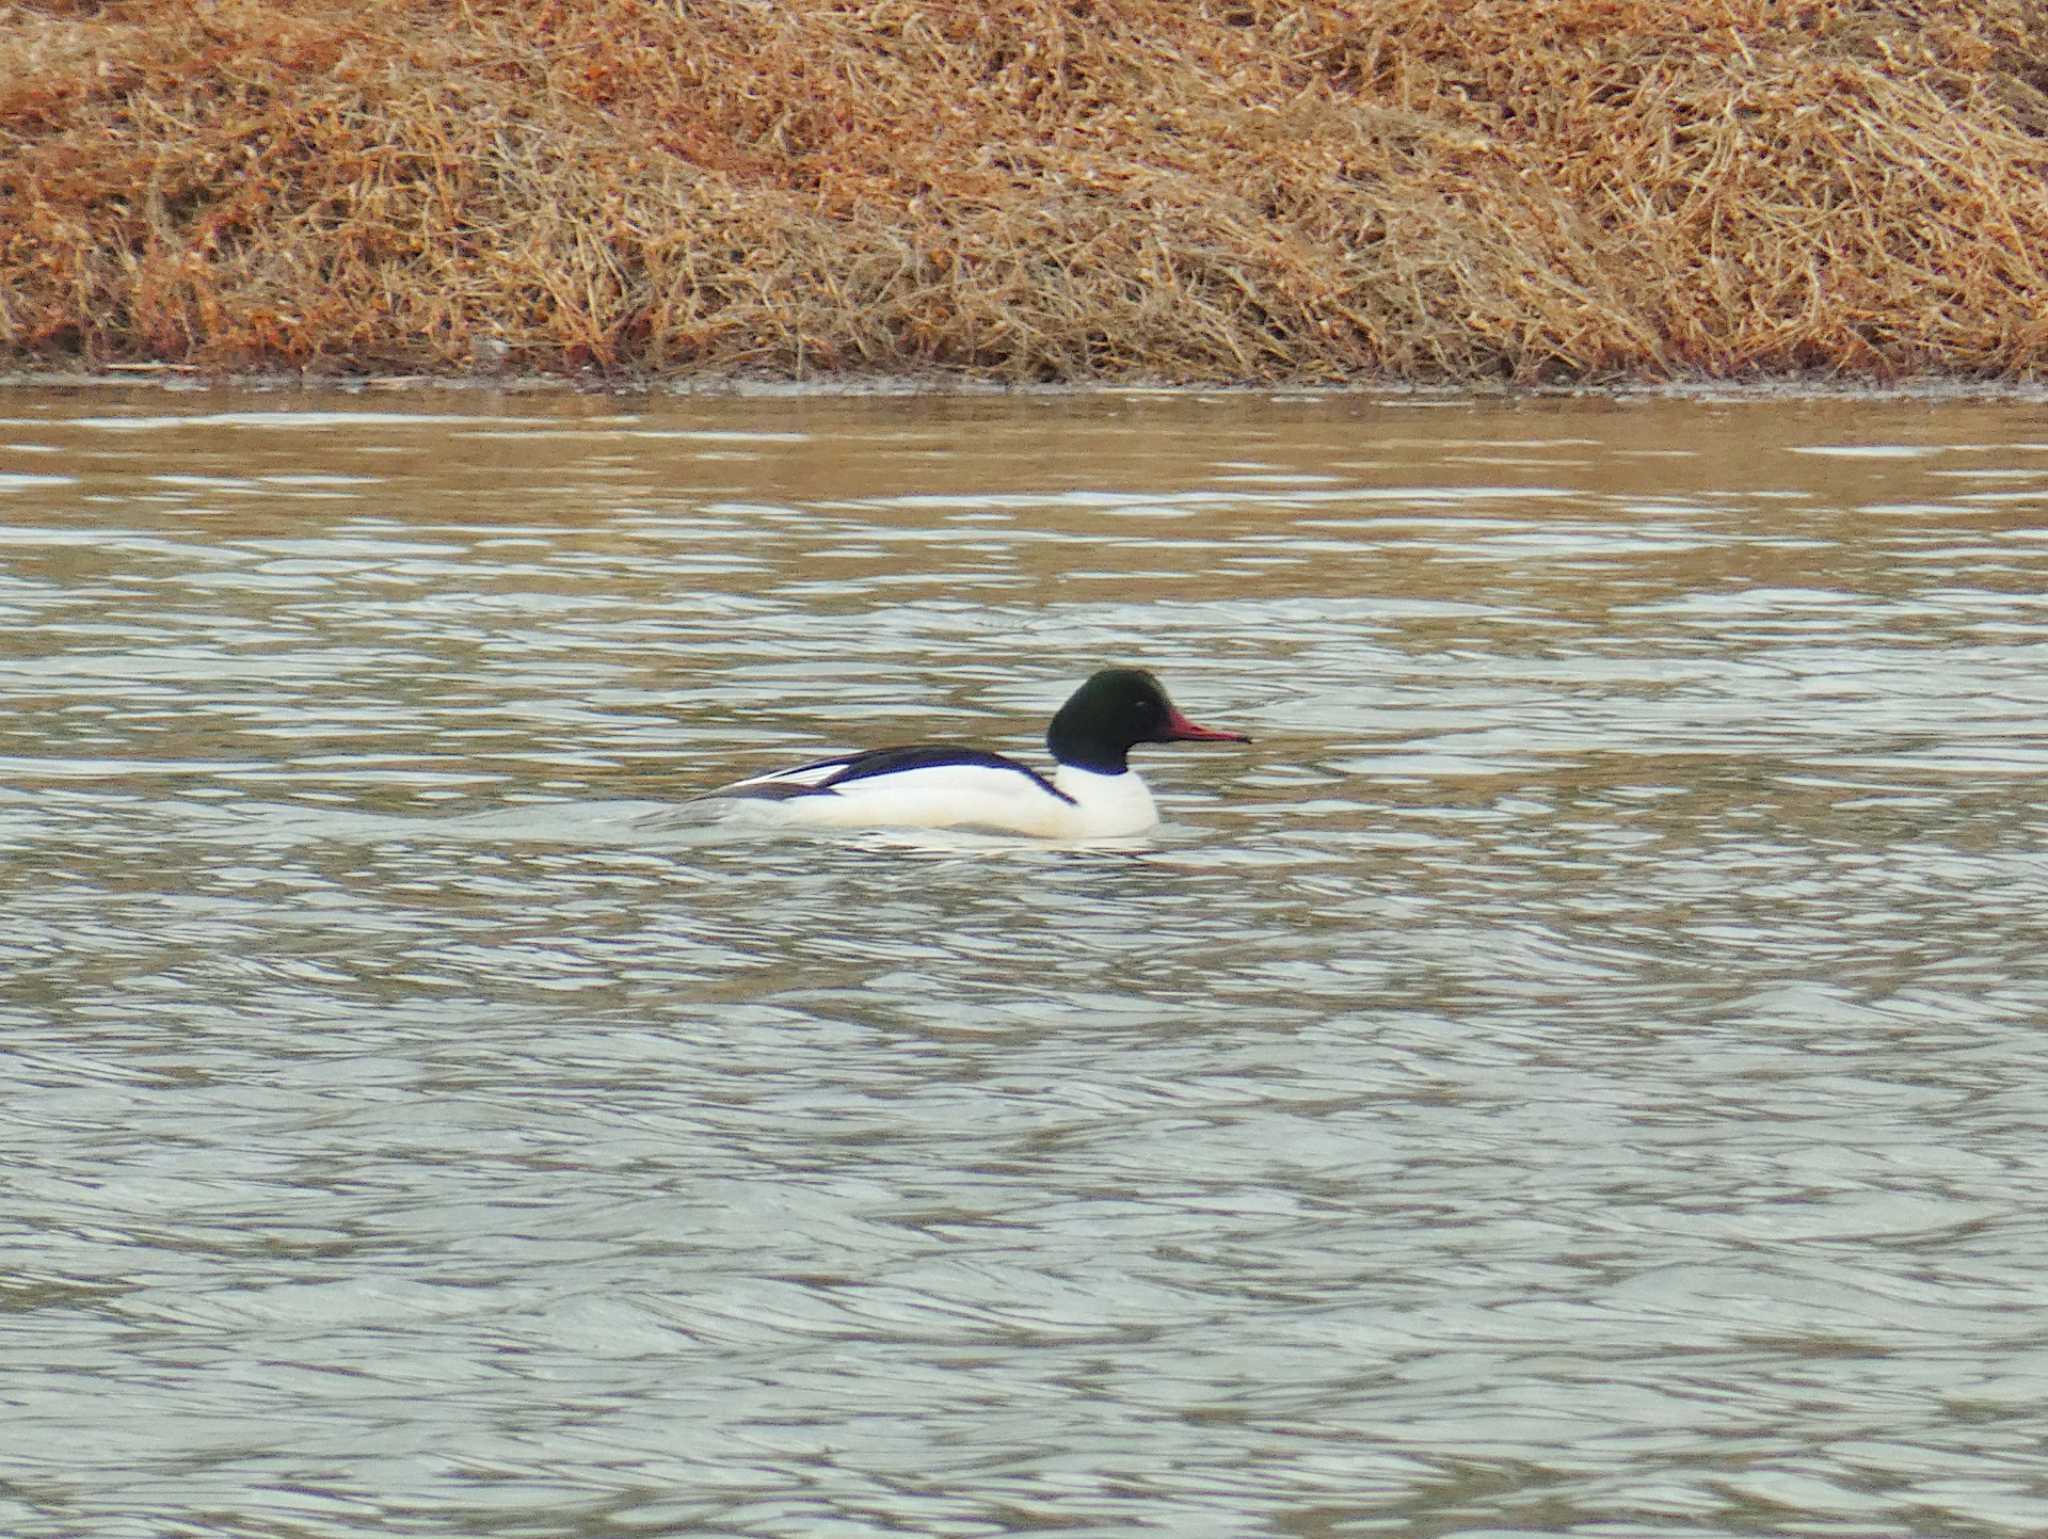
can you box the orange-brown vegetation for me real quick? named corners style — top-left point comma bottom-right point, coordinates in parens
top-left (4, 0), bottom-right (2047, 384)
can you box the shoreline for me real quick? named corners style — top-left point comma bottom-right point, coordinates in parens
top-left (10, 367), bottom-right (2048, 406)
top-left (8, 2), bottom-right (2048, 387)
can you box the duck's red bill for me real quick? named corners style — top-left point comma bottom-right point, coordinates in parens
top-left (1163, 708), bottom-right (1251, 743)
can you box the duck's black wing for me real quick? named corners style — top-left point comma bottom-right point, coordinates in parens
top-left (706, 744), bottom-right (1072, 803)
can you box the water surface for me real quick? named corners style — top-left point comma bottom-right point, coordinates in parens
top-left (4, 386), bottom-right (2048, 1537)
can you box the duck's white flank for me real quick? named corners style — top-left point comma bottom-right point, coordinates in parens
top-left (726, 760), bottom-right (1160, 839)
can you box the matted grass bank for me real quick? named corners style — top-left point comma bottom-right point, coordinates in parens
top-left (5, 0), bottom-right (2048, 385)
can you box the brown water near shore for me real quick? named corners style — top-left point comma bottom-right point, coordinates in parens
top-left (5, 385), bottom-right (2048, 1536)
top-left (6, 1), bottom-right (2048, 385)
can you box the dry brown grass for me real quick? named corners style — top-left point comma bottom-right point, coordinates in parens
top-left (4, 0), bottom-right (2048, 384)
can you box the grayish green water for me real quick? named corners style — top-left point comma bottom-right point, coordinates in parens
top-left (4, 386), bottom-right (2048, 1537)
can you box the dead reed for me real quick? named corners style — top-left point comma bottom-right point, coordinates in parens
top-left (4, 0), bottom-right (2047, 383)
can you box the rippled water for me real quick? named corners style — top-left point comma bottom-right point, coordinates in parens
top-left (5, 385), bottom-right (2048, 1537)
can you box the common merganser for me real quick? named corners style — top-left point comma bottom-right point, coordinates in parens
top-left (702, 668), bottom-right (1250, 838)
